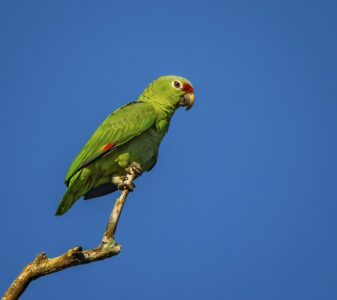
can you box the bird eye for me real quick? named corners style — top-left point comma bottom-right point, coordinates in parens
top-left (172, 80), bottom-right (182, 89)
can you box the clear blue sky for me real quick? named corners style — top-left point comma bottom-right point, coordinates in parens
top-left (1, 1), bottom-right (337, 299)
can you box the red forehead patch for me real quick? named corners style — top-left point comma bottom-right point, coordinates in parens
top-left (182, 83), bottom-right (194, 93)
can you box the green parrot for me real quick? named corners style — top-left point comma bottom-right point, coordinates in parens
top-left (55, 75), bottom-right (194, 215)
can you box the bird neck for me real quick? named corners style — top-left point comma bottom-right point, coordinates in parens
top-left (138, 88), bottom-right (177, 134)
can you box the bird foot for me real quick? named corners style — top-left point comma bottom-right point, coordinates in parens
top-left (125, 162), bottom-right (143, 175)
top-left (117, 162), bottom-right (142, 192)
top-left (118, 176), bottom-right (136, 191)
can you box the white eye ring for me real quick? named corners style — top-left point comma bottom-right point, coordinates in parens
top-left (172, 80), bottom-right (182, 89)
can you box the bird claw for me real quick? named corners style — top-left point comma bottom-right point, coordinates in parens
top-left (118, 180), bottom-right (135, 192)
top-left (117, 162), bottom-right (142, 191)
top-left (125, 162), bottom-right (143, 175)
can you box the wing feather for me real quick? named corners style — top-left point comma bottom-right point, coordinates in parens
top-left (65, 102), bottom-right (156, 184)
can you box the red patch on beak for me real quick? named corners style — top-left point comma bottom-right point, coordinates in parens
top-left (182, 83), bottom-right (194, 93)
top-left (102, 141), bottom-right (117, 151)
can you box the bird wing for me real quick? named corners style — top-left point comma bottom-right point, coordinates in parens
top-left (65, 101), bottom-right (156, 184)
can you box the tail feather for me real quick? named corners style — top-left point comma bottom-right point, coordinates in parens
top-left (55, 171), bottom-right (92, 215)
top-left (84, 182), bottom-right (118, 200)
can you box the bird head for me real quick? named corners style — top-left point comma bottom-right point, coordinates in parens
top-left (141, 75), bottom-right (195, 111)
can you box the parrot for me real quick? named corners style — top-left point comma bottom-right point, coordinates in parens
top-left (55, 75), bottom-right (194, 215)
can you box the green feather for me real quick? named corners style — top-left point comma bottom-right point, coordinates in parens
top-left (64, 102), bottom-right (156, 184)
top-left (56, 75), bottom-right (194, 215)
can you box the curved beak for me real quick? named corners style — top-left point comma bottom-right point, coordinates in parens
top-left (179, 92), bottom-right (195, 111)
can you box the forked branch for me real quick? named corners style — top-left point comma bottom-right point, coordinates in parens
top-left (2, 169), bottom-right (137, 300)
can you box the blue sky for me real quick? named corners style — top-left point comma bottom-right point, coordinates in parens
top-left (1, 0), bottom-right (337, 299)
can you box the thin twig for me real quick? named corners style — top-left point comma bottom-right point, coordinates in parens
top-left (2, 169), bottom-right (136, 300)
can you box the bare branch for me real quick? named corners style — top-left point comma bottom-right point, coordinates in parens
top-left (2, 169), bottom-right (137, 300)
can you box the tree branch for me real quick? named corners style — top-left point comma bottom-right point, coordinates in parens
top-left (2, 169), bottom-right (137, 300)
